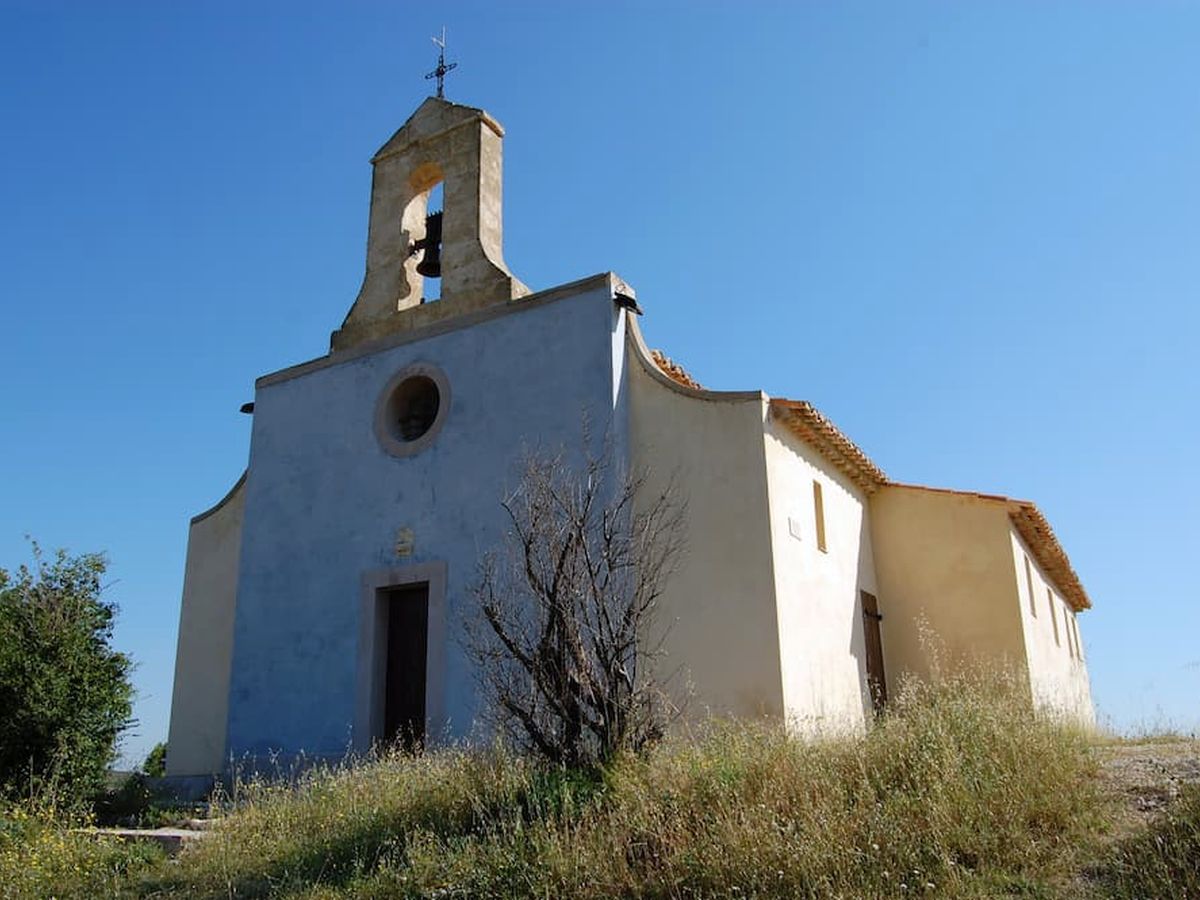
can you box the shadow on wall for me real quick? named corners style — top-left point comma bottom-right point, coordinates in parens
top-left (849, 512), bottom-right (880, 721)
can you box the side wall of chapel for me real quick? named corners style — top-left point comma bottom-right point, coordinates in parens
top-left (762, 419), bottom-right (879, 732)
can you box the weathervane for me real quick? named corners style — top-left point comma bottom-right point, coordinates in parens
top-left (425, 27), bottom-right (458, 99)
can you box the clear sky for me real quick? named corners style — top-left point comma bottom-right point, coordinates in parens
top-left (1, 1), bottom-right (1197, 767)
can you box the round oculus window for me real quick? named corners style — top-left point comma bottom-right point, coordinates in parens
top-left (391, 375), bottom-right (439, 441)
top-left (375, 364), bottom-right (450, 457)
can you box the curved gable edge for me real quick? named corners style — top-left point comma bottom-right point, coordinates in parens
top-left (191, 471), bottom-right (248, 526)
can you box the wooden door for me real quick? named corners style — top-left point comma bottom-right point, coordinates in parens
top-left (383, 584), bottom-right (429, 750)
top-left (861, 591), bottom-right (888, 713)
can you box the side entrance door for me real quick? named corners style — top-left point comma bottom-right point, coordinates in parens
top-left (861, 590), bottom-right (888, 713)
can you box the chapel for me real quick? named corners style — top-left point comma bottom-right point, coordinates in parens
top-left (166, 95), bottom-right (1094, 782)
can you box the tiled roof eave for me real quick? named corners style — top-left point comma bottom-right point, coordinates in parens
top-left (769, 399), bottom-right (888, 495)
top-left (887, 482), bottom-right (1092, 613)
top-left (640, 341), bottom-right (1091, 614)
top-left (1007, 501), bottom-right (1092, 611)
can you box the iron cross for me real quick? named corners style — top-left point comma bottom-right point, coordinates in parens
top-left (425, 27), bottom-right (458, 99)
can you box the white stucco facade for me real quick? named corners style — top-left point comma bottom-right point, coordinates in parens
top-left (1011, 529), bottom-right (1094, 724)
top-left (626, 328), bottom-right (782, 721)
top-left (869, 486), bottom-right (1026, 682)
top-left (762, 417), bottom-right (878, 732)
top-left (166, 476), bottom-right (243, 777)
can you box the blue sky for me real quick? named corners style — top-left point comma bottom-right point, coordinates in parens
top-left (1, 1), bottom-right (1197, 766)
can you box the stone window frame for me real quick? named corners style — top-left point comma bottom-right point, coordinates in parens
top-left (374, 362), bottom-right (451, 458)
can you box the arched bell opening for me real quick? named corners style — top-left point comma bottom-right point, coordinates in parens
top-left (404, 163), bottom-right (446, 304)
top-left (332, 100), bottom-right (530, 352)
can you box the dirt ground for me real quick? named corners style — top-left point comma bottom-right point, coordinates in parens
top-left (1096, 737), bottom-right (1200, 836)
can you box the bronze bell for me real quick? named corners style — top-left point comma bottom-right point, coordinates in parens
top-left (414, 210), bottom-right (443, 278)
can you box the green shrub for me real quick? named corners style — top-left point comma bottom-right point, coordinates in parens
top-left (143, 741), bottom-right (167, 778)
top-left (0, 544), bottom-right (134, 810)
top-left (92, 772), bottom-right (157, 827)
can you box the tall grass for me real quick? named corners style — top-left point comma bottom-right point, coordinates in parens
top-left (0, 799), bottom-right (164, 899)
top-left (1099, 782), bottom-right (1200, 898)
top-left (129, 667), bottom-right (1104, 899)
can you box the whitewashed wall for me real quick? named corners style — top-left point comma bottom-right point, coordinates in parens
top-left (763, 419), bottom-right (876, 732)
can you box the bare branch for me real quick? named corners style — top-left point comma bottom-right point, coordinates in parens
top-left (463, 433), bottom-right (686, 766)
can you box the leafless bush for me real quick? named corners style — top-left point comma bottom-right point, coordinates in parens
top-left (466, 444), bottom-right (685, 767)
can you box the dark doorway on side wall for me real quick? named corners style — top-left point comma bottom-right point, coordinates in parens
top-left (382, 583), bottom-right (429, 750)
top-left (861, 590), bottom-right (888, 713)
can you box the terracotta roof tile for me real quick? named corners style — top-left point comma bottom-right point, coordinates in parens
top-left (769, 399), bottom-right (888, 494)
top-left (1006, 500), bottom-right (1091, 611)
top-left (651, 349), bottom-right (704, 390)
top-left (640, 337), bottom-right (1091, 614)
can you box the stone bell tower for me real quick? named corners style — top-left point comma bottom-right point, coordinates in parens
top-left (331, 97), bottom-right (528, 351)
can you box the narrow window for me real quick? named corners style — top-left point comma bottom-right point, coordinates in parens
top-left (1047, 587), bottom-right (1060, 646)
top-left (1066, 605), bottom-right (1079, 659)
top-left (1072, 616), bottom-right (1084, 660)
top-left (1024, 556), bottom-right (1037, 617)
top-left (812, 480), bottom-right (827, 553)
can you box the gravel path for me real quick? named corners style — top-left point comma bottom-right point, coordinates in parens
top-left (1096, 738), bottom-right (1200, 833)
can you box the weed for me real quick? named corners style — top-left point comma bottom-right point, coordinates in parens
top-left (1098, 781), bottom-right (1200, 898)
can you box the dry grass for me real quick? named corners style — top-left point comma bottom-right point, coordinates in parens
top-left (1096, 781), bottom-right (1200, 898)
top-left (8, 668), bottom-right (1180, 899)
top-left (135, 668), bottom-right (1104, 899)
top-left (0, 800), bottom-right (164, 899)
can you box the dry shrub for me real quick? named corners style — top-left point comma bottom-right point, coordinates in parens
top-left (465, 445), bottom-right (685, 768)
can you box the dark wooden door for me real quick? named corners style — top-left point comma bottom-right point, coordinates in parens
top-left (861, 591), bottom-right (888, 713)
top-left (383, 584), bottom-right (429, 750)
